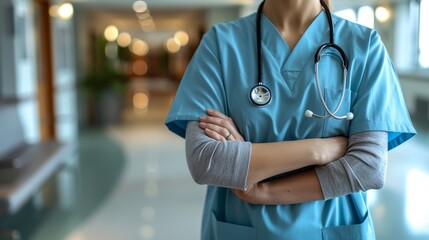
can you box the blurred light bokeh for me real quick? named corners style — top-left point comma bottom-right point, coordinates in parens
top-left (0, 0), bottom-right (428, 240)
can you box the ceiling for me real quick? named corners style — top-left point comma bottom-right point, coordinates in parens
top-left (70, 0), bottom-right (407, 33)
top-left (72, 0), bottom-right (255, 46)
top-left (70, 0), bottom-right (406, 49)
top-left (69, 0), bottom-right (256, 10)
top-left (69, 0), bottom-right (408, 10)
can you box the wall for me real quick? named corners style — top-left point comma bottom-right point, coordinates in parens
top-left (393, 1), bottom-right (429, 122)
top-left (51, 16), bottom-right (79, 142)
top-left (400, 73), bottom-right (429, 121)
top-left (206, 6), bottom-right (240, 30)
top-left (0, 0), bottom-right (78, 143)
top-left (0, 0), bottom-right (39, 143)
top-left (0, 0), bottom-right (17, 97)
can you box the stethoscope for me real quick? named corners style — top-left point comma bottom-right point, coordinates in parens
top-left (249, 0), bottom-right (354, 120)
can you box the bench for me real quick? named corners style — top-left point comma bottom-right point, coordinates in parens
top-left (0, 104), bottom-right (72, 238)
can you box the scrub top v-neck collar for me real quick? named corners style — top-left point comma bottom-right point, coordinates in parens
top-left (259, 10), bottom-right (339, 72)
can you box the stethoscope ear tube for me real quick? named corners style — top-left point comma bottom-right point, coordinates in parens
top-left (305, 0), bottom-right (353, 120)
top-left (315, 43), bottom-right (349, 70)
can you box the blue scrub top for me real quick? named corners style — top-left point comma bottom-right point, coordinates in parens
top-left (166, 11), bottom-right (416, 240)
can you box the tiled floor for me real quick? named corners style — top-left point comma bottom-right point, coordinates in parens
top-left (66, 123), bottom-right (206, 240)
top-left (27, 94), bottom-right (429, 240)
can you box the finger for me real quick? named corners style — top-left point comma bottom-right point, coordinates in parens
top-left (200, 116), bottom-right (230, 128)
top-left (224, 132), bottom-right (235, 141)
top-left (227, 134), bottom-right (235, 141)
top-left (205, 110), bottom-right (242, 137)
top-left (206, 109), bottom-right (231, 120)
top-left (200, 117), bottom-right (233, 133)
top-left (200, 118), bottom-right (242, 141)
top-left (231, 189), bottom-right (241, 194)
top-left (231, 189), bottom-right (246, 200)
top-left (200, 122), bottom-right (232, 140)
top-left (201, 111), bottom-right (244, 141)
top-left (204, 128), bottom-right (226, 142)
top-left (231, 189), bottom-right (240, 197)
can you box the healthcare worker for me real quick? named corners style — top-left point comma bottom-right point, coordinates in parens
top-left (165, 0), bottom-right (416, 239)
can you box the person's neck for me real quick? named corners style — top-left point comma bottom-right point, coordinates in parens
top-left (263, 0), bottom-right (323, 49)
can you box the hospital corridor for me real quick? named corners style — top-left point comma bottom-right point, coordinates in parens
top-left (1, 0), bottom-right (429, 240)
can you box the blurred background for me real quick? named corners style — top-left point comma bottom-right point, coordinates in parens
top-left (0, 0), bottom-right (428, 239)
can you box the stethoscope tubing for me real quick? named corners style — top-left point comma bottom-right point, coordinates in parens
top-left (313, 64), bottom-right (350, 120)
top-left (249, 0), bottom-right (271, 107)
top-left (250, 0), bottom-right (353, 120)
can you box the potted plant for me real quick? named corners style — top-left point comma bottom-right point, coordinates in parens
top-left (80, 36), bottom-right (130, 126)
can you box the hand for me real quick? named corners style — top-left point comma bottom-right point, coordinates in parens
top-left (231, 183), bottom-right (264, 205)
top-left (199, 109), bottom-right (245, 142)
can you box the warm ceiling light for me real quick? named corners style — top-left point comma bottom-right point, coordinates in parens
top-left (58, 3), bottom-right (74, 20)
top-left (174, 31), bottom-right (189, 46)
top-left (133, 1), bottom-right (148, 13)
top-left (131, 39), bottom-right (149, 56)
top-left (104, 25), bottom-right (119, 42)
top-left (49, 5), bottom-right (59, 17)
top-left (132, 60), bottom-right (148, 76)
top-left (133, 92), bottom-right (149, 109)
top-left (140, 18), bottom-right (153, 27)
top-left (141, 24), bottom-right (155, 32)
top-left (375, 6), bottom-right (391, 23)
top-left (117, 32), bottom-right (132, 47)
top-left (137, 12), bottom-right (151, 20)
top-left (165, 38), bottom-right (181, 53)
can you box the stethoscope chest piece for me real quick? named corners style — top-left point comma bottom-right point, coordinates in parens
top-left (249, 84), bottom-right (272, 107)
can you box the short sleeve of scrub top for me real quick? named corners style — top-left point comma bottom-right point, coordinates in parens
top-left (165, 28), bottom-right (226, 138)
top-left (346, 30), bottom-right (416, 150)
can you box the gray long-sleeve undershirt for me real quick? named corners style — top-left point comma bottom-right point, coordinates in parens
top-left (185, 121), bottom-right (252, 189)
top-left (185, 121), bottom-right (388, 199)
top-left (315, 131), bottom-right (388, 200)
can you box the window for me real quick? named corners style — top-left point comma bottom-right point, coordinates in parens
top-left (335, 8), bottom-right (357, 23)
top-left (335, 6), bottom-right (374, 29)
top-left (419, 0), bottom-right (429, 68)
top-left (357, 6), bottom-right (374, 29)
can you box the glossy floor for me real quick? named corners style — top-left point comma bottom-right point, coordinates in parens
top-left (28, 96), bottom-right (429, 240)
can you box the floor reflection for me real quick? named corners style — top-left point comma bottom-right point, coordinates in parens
top-left (370, 133), bottom-right (429, 240)
top-left (27, 91), bottom-right (429, 240)
top-left (405, 169), bottom-right (429, 236)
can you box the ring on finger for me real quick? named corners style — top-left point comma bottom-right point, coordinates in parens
top-left (225, 132), bottom-right (232, 140)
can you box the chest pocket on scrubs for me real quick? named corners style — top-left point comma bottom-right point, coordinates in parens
top-left (321, 88), bottom-right (357, 137)
top-left (210, 211), bottom-right (256, 240)
top-left (321, 212), bottom-right (375, 240)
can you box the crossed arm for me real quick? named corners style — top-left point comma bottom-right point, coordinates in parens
top-left (185, 109), bottom-right (387, 205)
